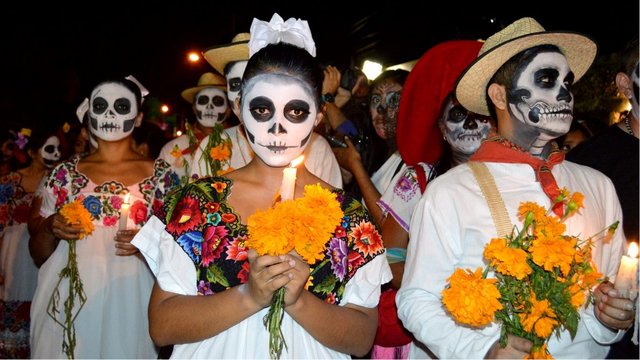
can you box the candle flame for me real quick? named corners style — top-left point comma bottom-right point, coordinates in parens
top-left (290, 155), bottom-right (305, 168)
top-left (628, 242), bottom-right (638, 258)
top-left (123, 193), bottom-right (130, 204)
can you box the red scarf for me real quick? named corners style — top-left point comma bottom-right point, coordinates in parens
top-left (470, 136), bottom-right (565, 217)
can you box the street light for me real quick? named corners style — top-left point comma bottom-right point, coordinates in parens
top-left (187, 51), bottom-right (201, 63)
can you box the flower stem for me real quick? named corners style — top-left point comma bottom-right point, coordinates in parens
top-left (46, 239), bottom-right (87, 359)
top-left (263, 287), bottom-right (287, 359)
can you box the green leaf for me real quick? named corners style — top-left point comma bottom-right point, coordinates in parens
top-left (206, 265), bottom-right (230, 288)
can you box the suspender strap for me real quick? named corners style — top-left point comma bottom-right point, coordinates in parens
top-left (468, 161), bottom-right (512, 237)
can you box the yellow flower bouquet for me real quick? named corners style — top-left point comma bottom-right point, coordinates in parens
top-left (48, 199), bottom-right (94, 359)
top-left (442, 189), bottom-right (618, 359)
top-left (246, 184), bottom-right (344, 359)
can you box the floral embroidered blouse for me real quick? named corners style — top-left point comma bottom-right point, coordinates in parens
top-left (43, 156), bottom-right (179, 227)
top-left (160, 176), bottom-right (386, 304)
top-left (0, 172), bottom-right (34, 236)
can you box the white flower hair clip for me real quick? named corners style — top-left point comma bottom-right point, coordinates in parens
top-left (249, 13), bottom-right (316, 58)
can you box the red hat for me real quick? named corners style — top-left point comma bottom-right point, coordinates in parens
top-left (396, 40), bottom-right (483, 175)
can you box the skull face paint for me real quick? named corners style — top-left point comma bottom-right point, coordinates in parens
top-left (225, 61), bottom-right (248, 105)
top-left (369, 80), bottom-right (402, 140)
top-left (508, 51), bottom-right (575, 140)
top-left (241, 74), bottom-right (318, 167)
top-left (89, 82), bottom-right (138, 141)
top-left (40, 135), bottom-right (61, 168)
top-left (443, 98), bottom-right (493, 155)
top-left (194, 87), bottom-right (228, 127)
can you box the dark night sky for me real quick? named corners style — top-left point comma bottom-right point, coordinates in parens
top-left (2, 1), bottom-right (638, 131)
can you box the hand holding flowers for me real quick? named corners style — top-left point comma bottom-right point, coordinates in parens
top-left (246, 184), bottom-right (344, 359)
top-left (48, 199), bottom-right (94, 359)
top-left (442, 189), bottom-right (619, 359)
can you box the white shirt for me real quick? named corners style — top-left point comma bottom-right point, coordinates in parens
top-left (396, 160), bottom-right (627, 359)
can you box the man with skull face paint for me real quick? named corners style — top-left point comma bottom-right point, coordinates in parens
top-left (193, 30), bottom-right (343, 188)
top-left (28, 77), bottom-right (179, 358)
top-left (396, 18), bottom-right (634, 358)
top-left (0, 126), bottom-right (61, 358)
top-left (158, 72), bottom-right (232, 183)
top-left (131, 14), bottom-right (391, 358)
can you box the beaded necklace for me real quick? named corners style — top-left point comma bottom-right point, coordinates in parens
top-left (624, 115), bottom-right (635, 136)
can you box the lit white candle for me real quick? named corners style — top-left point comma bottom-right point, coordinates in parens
top-left (279, 155), bottom-right (305, 201)
top-left (119, 193), bottom-right (131, 231)
top-left (615, 242), bottom-right (639, 300)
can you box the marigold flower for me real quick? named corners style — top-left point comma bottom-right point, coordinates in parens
top-left (519, 294), bottom-right (558, 338)
top-left (518, 202), bottom-right (546, 222)
top-left (442, 268), bottom-right (502, 327)
top-left (530, 236), bottom-right (576, 276)
top-left (526, 344), bottom-right (553, 359)
top-left (59, 199), bottom-right (94, 237)
top-left (209, 143), bottom-right (231, 161)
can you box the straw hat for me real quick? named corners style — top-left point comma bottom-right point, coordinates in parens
top-left (203, 33), bottom-right (251, 75)
top-left (455, 17), bottom-right (597, 116)
top-left (181, 72), bottom-right (227, 103)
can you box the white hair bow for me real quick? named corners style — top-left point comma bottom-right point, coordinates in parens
top-left (125, 74), bottom-right (150, 103)
top-left (76, 98), bottom-right (89, 124)
top-left (248, 13), bottom-right (316, 58)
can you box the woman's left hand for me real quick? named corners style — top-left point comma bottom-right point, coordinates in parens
top-left (283, 251), bottom-right (310, 307)
top-left (114, 229), bottom-right (140, 256)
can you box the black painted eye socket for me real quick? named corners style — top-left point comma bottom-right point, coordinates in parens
top-left (212, 96), bottom-right (225, 106)
top-left (197, 96), bottom-right (210, 105)
top-left (44, 145), bottom-right (56, 153)
top-left (284, 100), bottom-right (311, 123)
top-left (93, 97), bottom-right (108, 114)
top-left (114, 98), bottom-right (132, 114)
top-left (228, 78), bottom-right (242, 92)
top-left (385, 92), bottom-right (401, 109)
top-left (448, 105), bottom-right (468, 123)
top-left (249, 96), bottom-right (274, 122)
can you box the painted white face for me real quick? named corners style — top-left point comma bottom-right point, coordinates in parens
top-left (631, 61), bottom-right (639, 120)
top-left (89, 82), bottom-right (138, 141)
top-left (508, 51), bottom-right (574, 141)
top-left (40, 135), bottom-right (61, 168)
top-left (241, 74), bottom-right (318, 167)
top-left (443, 98), bottom-right (493, 155)
top-left (226, 61), bottom-right (248, 105)
top-left (194, 87), bottom-right (228, 127)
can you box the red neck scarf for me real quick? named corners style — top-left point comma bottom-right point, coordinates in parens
top-left (470, 136), bottom-right (565, 216)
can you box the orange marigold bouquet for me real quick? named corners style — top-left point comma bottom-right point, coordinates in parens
top-left (49, 199), bottom-right (94, 359)
top-left (246, 184), bottom-right (344, 359)
top-left (442, 189), bottom-right (619, 359)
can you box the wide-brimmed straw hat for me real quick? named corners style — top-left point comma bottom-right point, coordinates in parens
top-left (203, 33), bottom-right (251, 75)
top-left (455, 17), bottom-right (597, 116)
top-left (181, 72), bottom-right (227, 103)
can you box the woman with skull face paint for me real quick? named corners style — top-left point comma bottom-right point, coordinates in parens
top-left (27, 77), bottom-right (179, 358)
top-left (396, 18), bottom-right (634, 358)
top-left (332, 69), bottom-right (409, 227)
top-left (0, 126), bottom-right (61, 358)
top-left (131, 16), bottom-right (391, 358)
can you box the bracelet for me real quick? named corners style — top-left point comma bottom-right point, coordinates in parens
top-left (322, 93), bottom-right (335, 103)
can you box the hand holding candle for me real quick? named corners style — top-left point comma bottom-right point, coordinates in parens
top-left (615, 242), bottom-right (639, 300)
top-left (279, 155), bottom-right (305, 201)
top-left (119, 193), bottom-right (131, 231)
